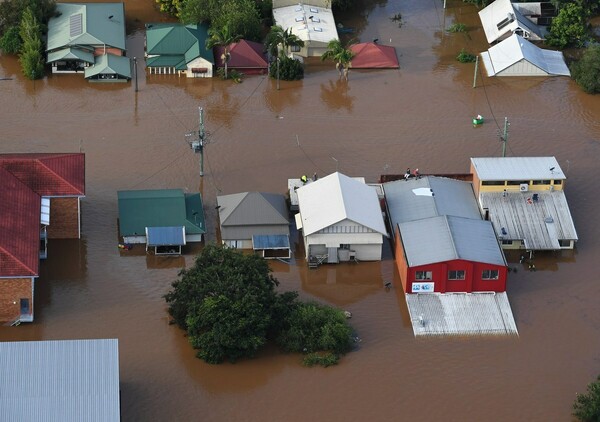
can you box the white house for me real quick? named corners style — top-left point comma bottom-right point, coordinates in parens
top-left (479, 0), bottom-right (545, 44)
top-left (295, 172), bottom-right (387, 265)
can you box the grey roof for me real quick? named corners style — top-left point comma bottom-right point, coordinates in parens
top-left (471, 157), bottom-right (565, 180)
top-left (479, 190), bottom-right (578, 250)
top-left (218, 192), bottom-right (289, 226)
top-left (252, 234), bottom-right (290, 250)
top-left (399, 215), bottom-right (506, 267)
top-left (481, 34), bottom-right (570, 77)
top-left (0, 339), bottom-right (120, 422)
top-left (84, 54), bottom-right (132, 79)
top-left (47, 3), bottom-right (127, 52)
top-left (384, 176), bottom-right (481, 229)
top-left (405, 292), bottom-right (518, 336)
top-left (146, 226), bottom-right (185, 246)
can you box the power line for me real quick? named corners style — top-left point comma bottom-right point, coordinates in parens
top-left (129, 149), bottom-right (190, 189)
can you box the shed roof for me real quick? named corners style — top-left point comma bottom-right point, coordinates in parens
top-left (399, 215), bottom-right (506, 267)
top-left (478, 0), bottom-right (544, 44)
top-left (214, 40), bottom-right (268, 69)
top-left (350, 42), bottom-right (399, 69)
top-left (47, 3), bottom-right (126, 52)
top-left (471, 156), bottom-right (565, 180)
top-left (384, 176), bottom-right (481, 229)
top-left (218, 191), bottom-right (289, 227)
top-left (84, 53), bottom-right (131, 79)
top-left (481, 34), bottom-right (570, 77)
top-left (273, 4), bottom-right (338, 45)
top-left (117, 189), bottom-right (205, 237)
top-left (297, 172), bottom-right (386, 236)
top-left (145, 23), bottom-right (213, 70)
top-left (146, 226), bottom-right (186, 246)
top-left (0, 339), bottom-right (120, 422)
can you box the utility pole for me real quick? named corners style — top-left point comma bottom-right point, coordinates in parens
top-left (276, 57), bottom-right (280, 90)
top-left (187, 107), bottom-right (206, 176)
top-left (133, 57), bottom-right (138, 92)
top-left (472, 55), bottom-right (479, 88)
top-left (501, 117), bottom-right (509, 157)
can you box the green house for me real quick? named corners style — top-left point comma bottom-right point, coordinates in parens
top-left (118, 189), bottom-right (205, 252)
top-left (145, 23), bottom-right (214, 78)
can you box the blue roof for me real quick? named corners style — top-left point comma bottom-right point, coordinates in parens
top-left (252, 234), bottom-right (290, 250)
top-left (146, 226), bottom-right (185, 246)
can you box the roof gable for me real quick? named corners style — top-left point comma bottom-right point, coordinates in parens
top-left (218, 192), bottom-right (289, 226)
top-left (297, 172), bottom-right (386, 236)
top-left (214, 40), bottom-right (268, 69)
top-left (350, 43), bottom-right (399, 69)
top-left (145, 23), bottom-right (213, 65)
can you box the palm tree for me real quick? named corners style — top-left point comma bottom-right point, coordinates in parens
top-left (265, 25), bottom-right (305, 58)
top-left (206, 24), bottom-right (242, 80)
top-left (320, 39), bottom-right (356, 80)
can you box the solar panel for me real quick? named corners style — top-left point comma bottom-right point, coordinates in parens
top-left (70, 13), bottom-right (83, 37)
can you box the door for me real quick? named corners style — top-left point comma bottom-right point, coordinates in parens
top-left (20, 298), bottom-right (30, 315)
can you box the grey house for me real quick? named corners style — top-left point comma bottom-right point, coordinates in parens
top-left (217, 191), bottom-right (291, 258)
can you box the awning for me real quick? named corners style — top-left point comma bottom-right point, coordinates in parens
top-left (252, 235), bottom-right (290, 250)
top-left (145, 226), bottom-right (186, 246)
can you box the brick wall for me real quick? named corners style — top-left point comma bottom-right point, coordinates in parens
top-left (0, 278), bottom-right (33, 323)
top-left (47, 197), bottom-right (80, 239)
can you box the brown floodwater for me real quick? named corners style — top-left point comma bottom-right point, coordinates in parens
top-left (1, 0), bottom-right (600, 420)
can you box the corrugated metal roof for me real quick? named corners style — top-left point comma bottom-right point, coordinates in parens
top-left (478, 0), bottom-right (544, 44)
top-left (146, 226), bottom-right (185, 246)
top-left (471, 157), bottom-right (565, 180)
top-left (145, 23), bottom-right (213, 68)
top-left (0, 339), bottom-right (120, 422)
top-left (252, 234), bottom-right (290, 250)
top-left (399, 215), bottom-right (505, 267)
top-left (118, 189), bottom-right (205, 236)
top-left (47, 3), bottom-right (126, 52)
top-left (84, 54), bottom-right (131, 79)
top-left (481, 34), bottom-right (570, 77)
top-left (47, 47), bottom-right (95, 64)
top-left (479, 190), bottom-right (578, 250)
top-left (384, 176), bottom-right (481, 229)
top-left (273, 4), bottom-right (338, 45)
top-left (218, 192), bottom-right (289, 226)
top-left (297, 172), bottom-right (387, 236)
top-left (405, 292), bottom-right (518, 336)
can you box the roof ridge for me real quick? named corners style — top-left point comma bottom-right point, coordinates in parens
top-left (221, 192), bottom-right (250, 224)
top-left (37, 157), bottom-right (83, 195)
top-left (256, 192), bottom-right (288, 224)
top-left (444, 215), bottom-right (460, 260)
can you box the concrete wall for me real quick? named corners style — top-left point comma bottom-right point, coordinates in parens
top-left (0, 278), bottom-right (34, 323)
top-left (47, 197), bottom-right (81, 239)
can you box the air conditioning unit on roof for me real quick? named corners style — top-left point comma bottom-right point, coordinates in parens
top-left (520, 183), bottom-right (529, 192)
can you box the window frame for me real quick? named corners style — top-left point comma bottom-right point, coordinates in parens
top-left (482, 269), bottom-right (499, 280)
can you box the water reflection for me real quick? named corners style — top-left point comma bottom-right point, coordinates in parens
top-left (320, 79), bottom-right (354, 111)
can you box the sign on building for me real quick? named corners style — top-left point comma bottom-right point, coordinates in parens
top-left (412, 282), bottom-right (435, 293)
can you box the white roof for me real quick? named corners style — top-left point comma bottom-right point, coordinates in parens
top-left (478, 0), bottom-right (543, 44)
top-left (0, 339), bottom-right (120, 422)
top-left (273, 4), bottom-right (338, 45)
top-left (471, 157), bottom-right (565, 180)
top-left (481, 34), bottom-right (570, 77)
top-left (297, 172), bottom-right (386, 236)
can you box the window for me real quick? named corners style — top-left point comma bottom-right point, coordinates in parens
top-left (559, 239), bottom-right (572, 248)
top-left (501, 240), bottom-right (513, 245)
top-left (507, 180), bottom-right (530, 186)
top-left (482, 181), bottom-right (505, 186)
top-left (533, 180), bottom-right (551, 185)
top-left (291, 45), bottom-right (301, 52)
top-left (448, 270), bottom-right (465, 280)
top-left (553, 180), bottom-right (563, 185)
top-left (415, 271), bottom-right (432, 280)
top-left (340, 244), bottom-right (351, 250)
top-left (482, 269), bottom-right (499, 280)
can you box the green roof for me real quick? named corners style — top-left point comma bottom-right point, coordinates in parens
top-left (84, 54), bottom-right (131, 79)
top-left (47, 3), bottom-right (126, 53)
top-left (118, 189), bottom-right (205, 236)
top-left (145, 23), bottom-right (213, 69)
top-left (47, 47), bottom-right (95, 64)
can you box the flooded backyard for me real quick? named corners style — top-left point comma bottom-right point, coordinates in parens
top-left (1, 0), bottom-right (600, 420)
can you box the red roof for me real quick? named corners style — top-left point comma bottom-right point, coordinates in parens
top-left (0, 153), bottom-right (85, 277)
top-left (350, 43), bottom-right (399, 69)
top-left (214, 40), bottom-right (268, 71)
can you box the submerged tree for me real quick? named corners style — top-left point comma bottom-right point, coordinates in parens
top-left (206, 24), bottom-right (242, 79)
top-left (571, 45), bottom-right (600, 94)
top-left (573, 375), bottom-right (600, 421)
top-left (264, 25), bottom-right (304, 58)
top-left (19, 7), bottom-right (44, 80)
top-left (546, 3), bottom-right (589, 49)
top-left (320, 38), bottom-right (356, 80)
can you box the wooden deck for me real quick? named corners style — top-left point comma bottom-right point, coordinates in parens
top-left (480, 190), bottom-right (578, 250)
top-left (405, 292), bottom-right (518, 337)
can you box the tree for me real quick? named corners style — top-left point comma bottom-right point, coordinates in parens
top-left (571, 45), bottom-right (600, 94)
top-left (573, 375), bottom-right (600, 421)
top-left (264, 25), bottom-right (304, 58)
top-left (0, 26), bottom-right (22, 54)
top-left (320, 38), bottom-right (356, 80)
top-left (206, 24), bottom-right (242, 79)
top-left (546, 3), bottom-right (589, 49)
top-left (164, 244), bottom-right (281, 364)
top-left (0, 0), bottom-right (55, 53)
top-left (212, 0), bottom-right (262, 42)
top-left (179, 0), bottom-right (218, 24)
top-left (19, 7), bottom-right (44, 80)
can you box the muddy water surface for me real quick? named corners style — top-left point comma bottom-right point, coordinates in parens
top-left (1, 0), bottom-right (600, 421)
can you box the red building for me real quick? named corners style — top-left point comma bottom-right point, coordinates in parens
top-left (384, 176), bottom-right (507, 294)
top-left (0, 153), bottom-right (85, 324)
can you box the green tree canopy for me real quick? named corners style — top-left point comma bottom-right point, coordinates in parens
top-left (573, 375), bottom-right (600, 421)
top-left (264, 25), bottom-right (305, 57)
top-left (0, 26), bottom-right (22, 54)
top-left (320, 38), bottom-right (356, 80)
top-left (546, 3), bottom-right (590, 49)
top-left (571, 45), bottom-right (600, 94)
top-left (212, 0), bottom-right (262, 42)
top-left (19, 7), bottom-right (44, 79)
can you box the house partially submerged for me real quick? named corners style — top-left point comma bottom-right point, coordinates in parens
top-left (217, 191), bottom-right (291, 258)
top-left (481, 34), bottom-right (570, 77)
top-left (117, 189), bottom-right (205, 254)
top-left (272, 0), bottom-right (338, 57)
top-left (214, 40), bottom-right (268, 74)
top-left (0, 339), bottom-right (120, 421)
top-left (0, 153), bottom-right (85, 324)
top-left (471, 156), bottom-right (578, 250)
top-left (145, 23), bottom-right (214, 77)
top-left (350, 42), bottom-right (399, 69)
top-left (479, 0), bottom-right (545, 44)
top-left (47, 3), bottom-right (131, 81)
top-left (295, 172), bottom-right (387, 266)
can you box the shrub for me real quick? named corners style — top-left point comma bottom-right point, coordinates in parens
top-left (573, 375), bottom-right (600, 421)
top-left (303, 352), bottom-right (340, 367)
top-left (269, 56), bottom-right (304, 80)
top-left (456, 48), bottom-right (477, 63)
top-left (571, 45), bottom-right (600, 94)
top-left (447, 23), bottom-right (467, 33)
